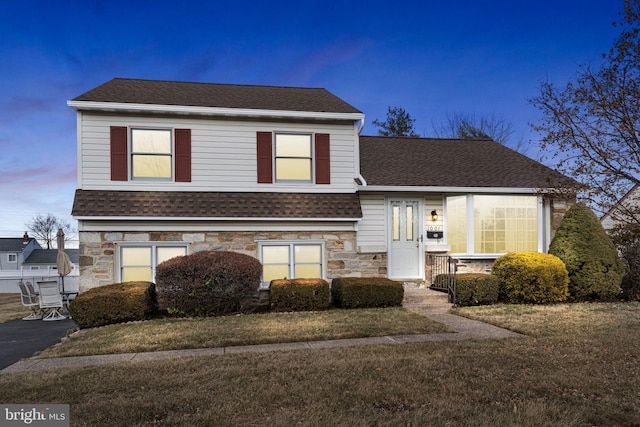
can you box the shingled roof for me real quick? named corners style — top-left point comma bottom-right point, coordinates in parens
top-left (359, 136), bottom-right (577, 189)
top-left (23, 249), bottom-right (79, 265)
top-left (72, 190), bottom-right (362, 219)
top-left (71, 78), bottom-right (362, 114)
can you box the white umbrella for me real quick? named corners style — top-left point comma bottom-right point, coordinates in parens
top-left (56, 229), bottom-right (72, 293)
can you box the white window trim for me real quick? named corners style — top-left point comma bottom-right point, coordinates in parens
top-left (7, 253), bottom-right (17, 263)
top-left (445, 194), bottom-right (545, 258)
top-left (117, 242), bottom-right (189, 282)
top-left (258, 240), bottom-right (325, 288)
top-left (130, 127), bottom-right (174, 181)
top-left (273, 132), bottom-right (314, 184)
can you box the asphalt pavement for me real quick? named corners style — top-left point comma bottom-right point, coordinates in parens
top-left (0, 318), bottom-right (76, 370)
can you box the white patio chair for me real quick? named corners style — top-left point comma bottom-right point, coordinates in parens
top-left (38, 281), bottom-right (66, 321)
top-left (17, 281), bottom-right (42, 320)
top-left (25, 281), bottom-right (38, 296)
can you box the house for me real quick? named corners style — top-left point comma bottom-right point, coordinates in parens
top-left (0, 233), bottom-right (40, 271)
top-left (68, 78), bottom-right (577, 291)
top-left (22, 248), bottom-right (80, 273)
top-left (601, 183), bottom-right (640, 231)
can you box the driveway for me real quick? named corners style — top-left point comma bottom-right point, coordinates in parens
top-left (0, 318), bottom-right (76, 370)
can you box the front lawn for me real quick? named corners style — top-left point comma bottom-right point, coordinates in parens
top-left (0, 293), bottom-right (29, 323)
top-left (1, 302), bottom-right (639, 426)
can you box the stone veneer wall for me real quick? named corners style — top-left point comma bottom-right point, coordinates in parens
top-left (78, 230), bottom-right (387, 291)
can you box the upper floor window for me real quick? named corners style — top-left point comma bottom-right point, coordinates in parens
top-left (110, 126), bottom-right (191, 182)
top-left (8, 254), bottom-right (17, 263)
top-left (447, 194), bottom-right (539, 255)
top-left (131, 129), bottom-right (172, 179)
top-left (275, 134), bottom-right (312, 182)
top-left (257, 131), bottom-right (330, 184)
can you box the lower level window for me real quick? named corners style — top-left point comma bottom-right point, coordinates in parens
top-left (120, 245), bottom-right (187, 282)
top-left (260, 242), bottom-right (323, 287)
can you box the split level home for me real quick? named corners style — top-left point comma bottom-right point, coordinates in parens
top-left (69, 78), bottom-right (577, 291)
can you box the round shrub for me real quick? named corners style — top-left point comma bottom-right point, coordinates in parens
top-left (68, 281), bottom-right (157, 329)
top-left (155, 250), bottom-right (262, 317)
top-left (455, 273), bottom-right (499, 307)
top-left (548, 203), bottom-right (623, 301)
top-left (492, 252), bottom-right (569, 304)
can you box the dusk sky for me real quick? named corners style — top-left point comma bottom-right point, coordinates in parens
top-left (0, 0), bottom-right (622, 245)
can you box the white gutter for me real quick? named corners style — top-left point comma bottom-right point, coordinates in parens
top-left (67, 100), bottom-right (365, 121)
top-left (357, 185), bottom-right (548, 194)
top-left (357, 118), bottom-right (365, 134)
top-left (73, 216), bottom-right (362, 222)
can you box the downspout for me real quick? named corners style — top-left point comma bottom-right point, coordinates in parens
top-left (357, 118), bottom-right (364, 135)
top-left (356, 118), bottom-right (366, 186)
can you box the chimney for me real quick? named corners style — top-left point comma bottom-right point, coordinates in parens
top-left (23, 232), bottom-right (29, 244)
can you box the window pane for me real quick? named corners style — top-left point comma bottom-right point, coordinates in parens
top-left (275, 134), bottom-right (311, 157)
top-left (263, 246), bottom-right (290, 264)
top-left (295, 264), bottom-right (321, 279)
top-left (295, 245), bottom-right (321, 263)
top-left (264, 265), bottom-right (289, 282)
top-left (122, 247), bottom-right (151, 266)
top-left (132, 129), bottom-right (171, 153)
top-left (474, 195), bottom-right (537, 254)
top-left (446, 195), bottom-right (467, 253)
top-left (275, 158), bottom-right (312, 181)
top-left (122, 267), bottom-right (152, 282)
top-left (132, 155), bottom-right (171, 178)
top-left (157, 247), bottom-right (187, 264)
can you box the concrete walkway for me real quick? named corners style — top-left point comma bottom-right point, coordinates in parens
top-left (2, 297), bottom-right (522, 374)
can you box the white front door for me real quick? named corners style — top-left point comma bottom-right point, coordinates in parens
top-left (388, 199), bottom-right (423, 279)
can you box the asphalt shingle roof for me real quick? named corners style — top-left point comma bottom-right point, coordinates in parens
top-left (23, 249), bottom-right (79, 264)
top-left (359, 136), bottom-right (578, 188)
top-left (72, 78), bottom-right (362, 114)
top-left (72, 190), bottom-right (363, 219)
top-left (0, 238), bottom-right (38, 252)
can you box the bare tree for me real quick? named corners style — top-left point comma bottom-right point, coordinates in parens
top-left (530, 0), bottom-right (640, 220)
top-left (431, 112), bottom-right (525, 151)
top-left (25, 213), bottom-right (74, 249)
top-left (372, 106), bottom-right (419, 137)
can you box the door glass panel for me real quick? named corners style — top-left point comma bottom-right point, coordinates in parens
top-left (392, 205), bottom-right (400, 241)
top-left (406, 204), bottom-right (414, 241)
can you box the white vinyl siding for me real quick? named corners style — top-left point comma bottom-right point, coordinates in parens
top-left (78, 114), bottom-right (358, 193)
top-left (356, 193), bottom-right (387, 252)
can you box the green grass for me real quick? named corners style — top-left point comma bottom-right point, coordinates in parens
top-left (41, 307), bottom-right (452, 358)
top-left (1, 302), bottom-right (639, 426)
top-left (0, 293), bottom-right (30, 323)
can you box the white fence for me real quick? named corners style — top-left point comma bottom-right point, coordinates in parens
top-left (0, 267), bottom-right (79, 293)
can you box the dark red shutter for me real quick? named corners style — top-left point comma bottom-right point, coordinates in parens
top-left (315, 133), bottom-right (330, 184)
top-left (257, 132), bottom-right (273, 183)
top-left (110, 126), bottom-right (128, 181)
top-left (175, 128), bottom-right (192, 182)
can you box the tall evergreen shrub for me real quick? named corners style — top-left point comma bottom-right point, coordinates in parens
top-left (548, 203), bottom-right (622, 300)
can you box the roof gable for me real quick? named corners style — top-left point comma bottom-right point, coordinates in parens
top-left (71, 78), bottom-right (362, 114)
top-left (359, 136), bottom-right (577, 189)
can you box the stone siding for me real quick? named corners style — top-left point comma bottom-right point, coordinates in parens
top-left (78, 230), bottom-right (387, 291)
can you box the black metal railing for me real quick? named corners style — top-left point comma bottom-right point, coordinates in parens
top-left (427, 254), bottom-right (458, 304)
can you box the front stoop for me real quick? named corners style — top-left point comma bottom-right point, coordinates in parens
top-left (402, 288), bottom-right (453, 313)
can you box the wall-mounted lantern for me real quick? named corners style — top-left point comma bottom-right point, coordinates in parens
top-left (430, 210), bottom-right (438, 222)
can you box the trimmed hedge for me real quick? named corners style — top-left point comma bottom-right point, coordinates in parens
top-left (155, 251), bottom-right (262, 317)
top-left (492, 252), bottom-right (569, 304)
top-left (455, 273), bottom-right (499, 307)
top-left (549, 202), bottom-right (623, 301)
top-left (331, 277), bottom-right (404, 308)
top-left (68, 281), bottom-right (157, 329)
top-left (270, 279), bottom-right (330, 312)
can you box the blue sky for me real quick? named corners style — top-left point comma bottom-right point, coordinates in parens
top-left (0, 0), bottom-right (622, 243)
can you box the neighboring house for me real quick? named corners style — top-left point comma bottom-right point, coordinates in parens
top-left (601, 183), bottom-right (640, 230)
top-left (0, 233), bottom-right (40, 271)
top-left (22, 248), bottom-right (79, 273)
top-left (68, 78), bottom-right (577, 291)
